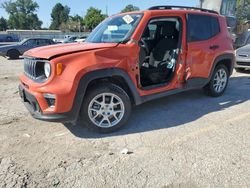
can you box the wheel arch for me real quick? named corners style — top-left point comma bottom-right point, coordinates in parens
top-left (69, 68), bottom-right (142, 122)
top-left (210, 53), bottom-right (235, 79)
top-left (7, 48), bottom-right (20, 56)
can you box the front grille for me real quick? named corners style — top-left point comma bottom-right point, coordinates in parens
top-left (24, 58), bottom-right (37, 80)
top-left (237, 61), bottom-right (250, 66)
top-left (238, 54), bottom-right (249, 58)
top-left (23, 58), bottom-right (49, 82)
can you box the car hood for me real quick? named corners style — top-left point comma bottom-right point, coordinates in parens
top-left (237, 44), bottom-right (250, 55)
top-left (24, 42), bottom-right (118, 59)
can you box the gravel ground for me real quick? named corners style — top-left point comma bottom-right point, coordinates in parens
top-left (0, 56), bottom-right (249, 188)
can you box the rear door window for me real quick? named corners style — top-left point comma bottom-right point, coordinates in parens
top-left (188, 14), bottom-right (220, 42)
top-left (37, 39), bottom-right (49, 45)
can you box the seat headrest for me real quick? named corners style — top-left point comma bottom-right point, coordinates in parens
top-left (161, 22), bottom-right (176, 37)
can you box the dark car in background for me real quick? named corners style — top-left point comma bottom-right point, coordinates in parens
top-left (0, 38), bottom-right (55, 59)
top-left (0, 34), bottom-right (20, 43)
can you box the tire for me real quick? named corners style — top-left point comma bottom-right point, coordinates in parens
top-left (235, 68), bottom-right (245, 73)
top-left (7, 49), bottom-right (20, 60)
top-left (204, 64), bottom-right (229, 97)
top-left (80, 83), bottom-right (131, 133)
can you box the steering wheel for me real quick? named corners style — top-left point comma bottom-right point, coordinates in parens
top-left (139, 39), bottom-right (150, 55)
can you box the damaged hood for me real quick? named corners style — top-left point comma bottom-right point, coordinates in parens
top-left (24, 42), bottom-right (118, 59)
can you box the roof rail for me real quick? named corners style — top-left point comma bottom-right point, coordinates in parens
top-left (148, 5), bottom-right (219, 15)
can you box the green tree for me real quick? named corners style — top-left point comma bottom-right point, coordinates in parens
top-left (84, 7), bottom-right (106, 30)
top-left (2, 0), bottom-right (42, 29)
top-left (70, 14), bottom-right (83, 22)
top-left (60, 14), bottom-right (84, 32)
top-left (236, 0), bottom-right (250, 21)
top-left (0, 17), bottom-right (8, 31)
top-left (50, 3), bottom-right (70, 30)
top-left (121, 4), bottom-right (140, 13)
top-left (236, 0), bottom-right (250, 32)
top-left (60, 16), bottom-right (83, 32)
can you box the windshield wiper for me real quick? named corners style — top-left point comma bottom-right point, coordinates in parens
top-left (114, 39), bottom-right (130, 47)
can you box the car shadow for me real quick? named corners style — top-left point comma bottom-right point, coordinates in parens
top-left (64, 76), bottom-right (250, 138)
top-left (7, 57), bottom-right (24, 60)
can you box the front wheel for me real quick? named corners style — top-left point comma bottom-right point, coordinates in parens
top-left (7, 49), bottom-right (20, 60)
top-left (80, 83), bottom-right (131, 133)
top-left (204, 64), bottom-right (229, 97)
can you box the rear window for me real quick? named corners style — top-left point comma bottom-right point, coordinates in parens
top-left (188, 14), bottom-right (220, 42)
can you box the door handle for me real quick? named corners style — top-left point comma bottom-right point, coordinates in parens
top-left (210, 45), bottom-right (219, 50)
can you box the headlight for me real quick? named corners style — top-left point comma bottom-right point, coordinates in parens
top-left (44, 62), bottom-right (51, 78)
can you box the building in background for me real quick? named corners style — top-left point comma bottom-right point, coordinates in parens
top-left (201, 0), bottom-right (237, 42)
top-left (201, 0), bottom-right (237, 16)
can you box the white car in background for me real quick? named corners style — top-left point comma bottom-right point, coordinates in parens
top-left (75, 36), bottom-right (87, 43)
top-left (235, 44), bottom-right (250, 72)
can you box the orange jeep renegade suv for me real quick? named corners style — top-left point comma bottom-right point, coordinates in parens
top-left (19, 6), bottom-right (235, 133)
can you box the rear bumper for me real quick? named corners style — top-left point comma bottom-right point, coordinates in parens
top-left (19, 84), bottom-right (76, 123)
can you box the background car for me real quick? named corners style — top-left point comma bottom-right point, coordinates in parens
top-left (234, 30), bottom-right (250, 49)
top-left (0, 34), bottom-right (20, 43)
top-left (75, 36), bottom-right (87, 42)
top-left (0, 38), bottom-right (55, 59)
top-left (62, 36), bottom-right (78, 43)
top-left (235, 44), bottom-right (250, 72)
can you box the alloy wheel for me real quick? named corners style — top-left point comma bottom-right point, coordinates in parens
top-left (88, 93), bottom-right (125, 128)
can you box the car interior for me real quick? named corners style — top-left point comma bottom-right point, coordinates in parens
top-left (139, 18), bottom-right (181, 88)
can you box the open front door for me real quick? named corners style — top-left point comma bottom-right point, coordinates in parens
top-left (137, 14), bottom-right (187, 91)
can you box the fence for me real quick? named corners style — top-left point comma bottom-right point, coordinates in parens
top-left (4, 30), bottom-right (90, 41)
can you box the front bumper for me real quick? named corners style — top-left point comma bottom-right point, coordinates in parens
top-left (235, 57), bottom-right (250, 68)
top-left (19, 84), bottom-right (76, 122)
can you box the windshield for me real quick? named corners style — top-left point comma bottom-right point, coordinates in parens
top-left (19, 39), bottom-right (28, 45)
top-left (86, 13), bottom-right (143, 43)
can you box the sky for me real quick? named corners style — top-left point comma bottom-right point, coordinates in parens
top-left (0, 0), bottom-right (198, 28)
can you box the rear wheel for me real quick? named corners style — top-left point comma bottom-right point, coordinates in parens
top-left (235, 68), bottom-right (245, 73)
top-left (80, 83), bottom-right (131, 133)
top-left (7, 49), bottom-right (20, 59)
top-left (204, 64), bottom-right (229, 97)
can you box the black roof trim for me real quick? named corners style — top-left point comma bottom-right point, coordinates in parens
top-left (148, 6), bottom-right (219, 15)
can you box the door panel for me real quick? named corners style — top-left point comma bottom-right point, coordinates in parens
top-left (185, 14), bottom-right (221, 81)
top-left (186, 40), bottom-right (215, 80)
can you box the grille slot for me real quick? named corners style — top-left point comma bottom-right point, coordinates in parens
top-left (24, 59), bottom-right (38, 80)
top-left (238, 54), bottom-right (249, 58)
top-left (237, 61), bottom-right (250, 66)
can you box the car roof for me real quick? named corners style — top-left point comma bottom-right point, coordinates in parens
top-left (116, 8), bottom-right (222, 18)
top-left (26, 38), bottom-right (52, 40)
top-left (145, 9), bottom-right (221, 17)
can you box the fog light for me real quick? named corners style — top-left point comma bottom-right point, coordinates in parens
top-left (43, 93), bottom-right (56, 107)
